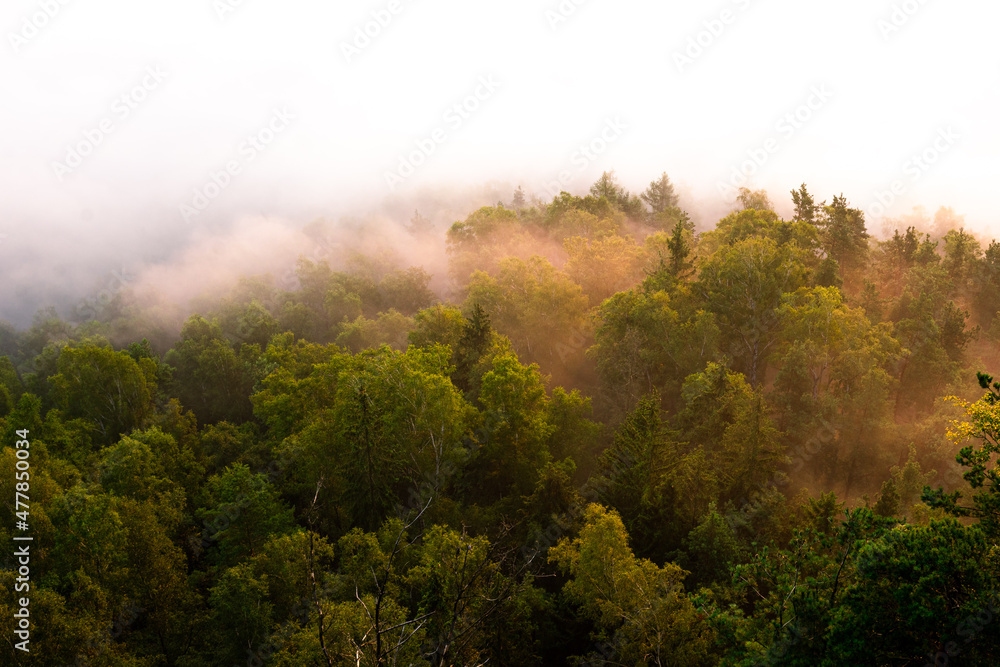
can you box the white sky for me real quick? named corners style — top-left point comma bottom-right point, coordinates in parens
top-left (2, 0), bottom-right (1000, 322)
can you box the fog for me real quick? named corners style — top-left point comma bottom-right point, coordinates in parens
top-left (3, 0), bottom-right (999, 325)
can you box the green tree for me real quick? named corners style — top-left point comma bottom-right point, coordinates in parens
top-left (590, 170), bottom-right (645, 220)
top-left (790, 183), bottom-right (820, 223)
top-left (197, 463), bottom-right (295, 566)
top-left (335, 309), bottom-right (414, 352)
top-left (826, 519), bottom-right (999, 665)
top-left (736, 186), bottom-right (774, 212)
top-left (591, 286), bottom-right (720, 412)
top-left (563, 234), bottom-right (647, 304)
top-left (590, 393), bottom-right (682, 559)
top-left (974, 239), bottom-right (1000, 329)
top-left (819, 194), bottom-right (869, 278)
top-left (463, 352), bottom-right (553, 503)
top-left (511, 186), bottom-right (526, 210)
top-left (549, 504), bottom-right (716, 666)
top-left (408, 524), bottom-right (538, 666)
top-left (446, 205), bottom-right (524, 285)
top-left (925, 373), bottom-right (1000, 537)
top-left (777, 286), bottom-right (871, 401)
top-left (464, 256), bottom-right (589, 367)
top-left (665, 218), bottom-right (694, 279)
top-left (208, 563), bottom-right (275, 665)
top-left (408, 304), bottom-right (465, 351)
top-left (942, 227), bottom-right (982, 297)
top-left (49, 343), bottom-right (157, 444)
top-left (675, 363), bottom-right (786, 507)
top-left (641, 171), bottom-right (680, 213)
top-left (682, 503), bottom-right (741, 588)
top-left (166, 315), bottom-right (261, 424)
top-left (697, 237), bottom-right (808, 384)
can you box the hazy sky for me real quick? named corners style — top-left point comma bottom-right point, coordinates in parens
top-left (3, 0), bottom-right (999, 324)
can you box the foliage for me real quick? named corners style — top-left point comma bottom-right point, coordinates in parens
top-left (6, 182), bottom-right (1000, 665)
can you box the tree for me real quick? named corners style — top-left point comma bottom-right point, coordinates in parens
top-left (547, 206), bottom-right (621, 241)
top-left (641, 172), bottom-right (679, 213)
top-left (453, 303), bottom-right (494, 398)
top-left (736, 187), bottom-right (773, 212)
top-left (674, 363), bottom-right (786, 507)
top-left (166, 315), bottom-right (261, 424)
top-left (590, 286), bottom-right (720, 411)
top-left (699, 207), bottom-right (819, 266)
top-left (975, 240), bottom-right (1000, 328)
top-left (682, 503), bottom-right (741, 588)
top-left (99, 433), bottom-right (185, 514)
top-left (942, 227), bottom-right (982, 297)
top-left (718, 386), bottom-right (786, 505)
top-left (664, 218), bottom-right (694, 280)
top-left (208, 564), bottom-right (275, 665)
top-left (563, 234), bottom-right (647, 304)
top-left (408, 304), bottom-right (466, 352)
top-left (543, 386), bottom-right (601, 474)
top-left (549, 504), bottom-right (716, 666)
top-left (590, 394), bottom-right (681, 559)
top-left (590, 170), bottom-right (628, 203)
top-left (825, 519), bottom-right (999, 665)
top-left (790, 183), bottom-right (820, 223)
top-left (446, 206), bottom-right (524, 284)
top-left (336, 357), bottom-right (419, 530)
top-left (196, 463), bottom-right (295, 566)
top-left (329, 517), bottom-right (430, 667)
top-left (872, 477), bottom-right (900, 517)
top-left (819, 194), bottom-right (869, 277)
top-left (924, 372), bottom-right (1000, 537)
top-left (930, 205), bottom-right (965, 239)
top-left (262, 344), bottom-right (473, 533)
top-left (406, 209), bottom-right (434, 237)
top-left (408, 524), bottom-right (538, 666)
top-left (462, 352), bottom-right (553, 503)
top-left (463, 256), bottom-right (589, 367)
top-left (828, 319), bottom-right (900, 495)
top-left (377, 267), bottom-right (436, 316)
top-left (590, 170), bottom-right (645, 220)
top-left (891, 268), bottom-right (973, 416)
top-left (0, 355), bottom-right (23, 418)
top-left (777, 286), bottom-right (871, 401)
top-left (511, 186), bottom-right (526, 210)
top-left (335, 309), bottom-right (415, 352)
top-left (49, 343), bottom-right (157, 444)
top-left (697, 237), bottom-right (808, 385)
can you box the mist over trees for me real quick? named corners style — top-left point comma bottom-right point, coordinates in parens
top-left (2, 173), bottom-right (1000, 665)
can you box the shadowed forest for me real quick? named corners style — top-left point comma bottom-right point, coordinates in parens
top-left (2, 174), bottom-right (1000, 666)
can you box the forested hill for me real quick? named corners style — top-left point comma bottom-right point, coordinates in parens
top-left (2, 175), bottom-right (1000, 665)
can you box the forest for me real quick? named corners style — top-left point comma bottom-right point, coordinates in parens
top-left (2, 173), bottom-right (1000, 666)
